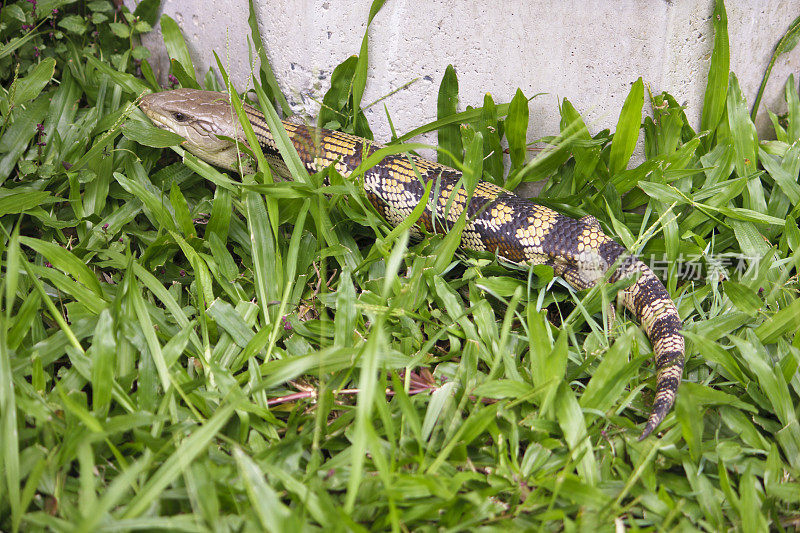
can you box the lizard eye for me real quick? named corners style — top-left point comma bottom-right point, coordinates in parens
top-left (173, 112), bottom-right (187, 122)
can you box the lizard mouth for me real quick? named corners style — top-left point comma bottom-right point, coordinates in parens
top-left (142, 111), bottom-right (169, 130)
top-left (138, 97), bottom-right (172, 131)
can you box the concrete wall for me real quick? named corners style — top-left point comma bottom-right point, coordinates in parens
top-left (130, 0), bottom-right (800, 181)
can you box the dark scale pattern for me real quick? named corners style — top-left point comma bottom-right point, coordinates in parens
top-left (276, 119), bottom-right (686, 440)
top-left (140, 89), bottom-right (685, 440)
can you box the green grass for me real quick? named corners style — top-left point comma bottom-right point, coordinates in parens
top-left (2, 0), bottom-right (800, 530)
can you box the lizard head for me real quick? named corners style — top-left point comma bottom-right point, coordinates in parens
top-left (139, 88), bottom-right (249, 171)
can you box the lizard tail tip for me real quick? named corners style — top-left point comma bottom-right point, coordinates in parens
top-left (638, 417), bottom-right (659, 441)
top-left (637, 378), bottom-right (679, 440)
top-left (639, 356), bottom-right (683, 441)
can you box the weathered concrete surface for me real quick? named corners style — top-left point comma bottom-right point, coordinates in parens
top-left (129, 0), bottom-right (800, 185)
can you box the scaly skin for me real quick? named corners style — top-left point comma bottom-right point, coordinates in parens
top-left (139, 88), bottom-right (684, 439)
